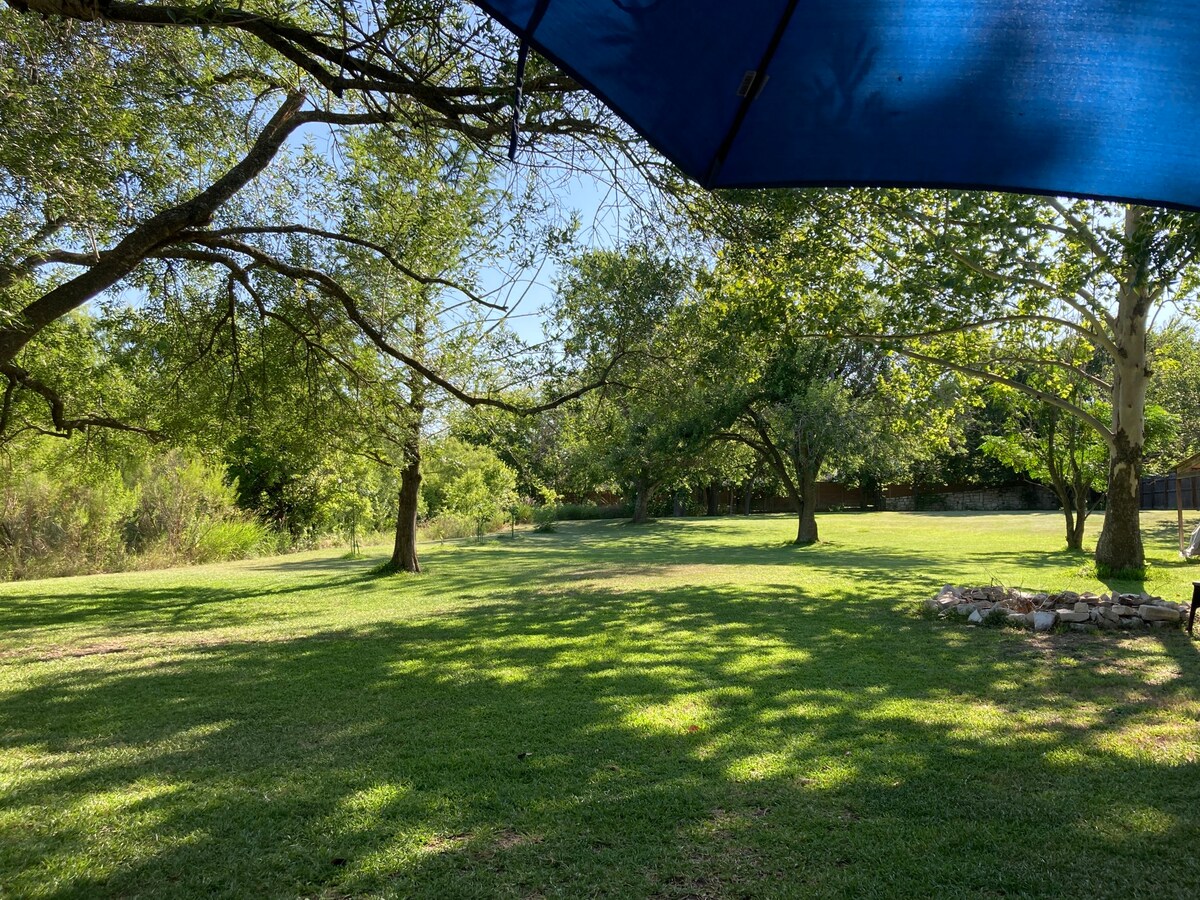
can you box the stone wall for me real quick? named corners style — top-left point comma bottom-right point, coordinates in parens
top-left (924, 584), bottom-right (1191, 633)
top-left (886, 484), bottom-right (1058, 512)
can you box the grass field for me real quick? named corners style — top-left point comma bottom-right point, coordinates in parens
top-left (1, 511), bottom-right (1198, 898)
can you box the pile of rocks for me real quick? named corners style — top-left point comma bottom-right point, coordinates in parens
top-left (925, 584), bottom-right (1191, 633)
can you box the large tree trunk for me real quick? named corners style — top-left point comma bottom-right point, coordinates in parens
top-left (705, 483), bottom-right (719, 516)
top-left (389, 313), bottom-right (428, 574)
top-left (741, 479), bottom-right (754, 515)
top-left (390, 437), bottom-right (422, 573)
top-left (631, 473), bottom-right (654, 524)
top-left (795, 466), bottom-right (819, 545)
top-left (1095, 434), bottom-right (1144, 570)
top-left (1094, 206), bottom-right (1150, 572)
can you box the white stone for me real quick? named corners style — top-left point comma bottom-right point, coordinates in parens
top-left (1033, 611), bottom-right (1058, 632)
top-left (1111, 605), bottom-right (1135, 616)
top-left (955, 603), bottom-right (977, 616)
top-left (968, 609), bottom-right (985, 624)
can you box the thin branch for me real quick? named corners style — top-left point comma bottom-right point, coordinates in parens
top-left (191, 236), bottom-right (619, 415)
top-left (0, 362), bottom-right (163, 441)
top-left (833, 314), bottom-right (1119, 358)
top-left (188, 224), bottom-right (508, 311)
top-left (888, 346), bottom-right (1115, 447)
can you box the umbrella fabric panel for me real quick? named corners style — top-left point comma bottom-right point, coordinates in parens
top-left (477, 0), bottom-right (1200, 209)
top-left (489, 0), bottom-right (792, 179)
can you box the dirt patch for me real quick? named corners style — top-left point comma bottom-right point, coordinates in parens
top-left (33, 641), bottom-right (131, 661)
top-left (493, 828), bottom-right (542, 851)
top-left (421, 831), bottom-right (472, 853)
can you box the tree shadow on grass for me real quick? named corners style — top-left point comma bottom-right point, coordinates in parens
top-left (0, 516), bottom-right (1152, 651)
top-left (1, 581), bottom-right (1197, 898)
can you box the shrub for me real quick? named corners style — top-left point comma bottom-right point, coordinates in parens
top-left (532, 505), bottom-right (557, 533)
top-left (420, 512), bottom-right (477, 542)
top-left (191, 520), bottom-right (271, 563)
top-left (552, 502), bottom-right (631, 521)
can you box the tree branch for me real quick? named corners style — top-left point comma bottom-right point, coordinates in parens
top-left (188, 235), bottom-right (617, 415)
top-left (835, 314), bottom-right (1120, 358)
top-left (0, 91), bottom-right (309, 367)
top-left (887, 346), bottom-right (1115, 448)
top-left (0, 362), bottom-right (163, 440)
top-left (187, 224), bottom-right (508, 311)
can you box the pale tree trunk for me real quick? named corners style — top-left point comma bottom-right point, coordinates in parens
top-left (1095, 207), bottom-right (1150, 572)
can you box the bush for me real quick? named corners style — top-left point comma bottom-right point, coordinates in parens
top-left (420, 512), bottom-right (478, 542)
top-left (552, 502), bottom-right (632, 521)
top-left (191, 520), bottom-right (271, 563)
top-left (0, 447), bottom-right (281, 581)
top-left (532, 504), bottom-right (557, 533)
top-left (0, 465), bottom-right (135, 580)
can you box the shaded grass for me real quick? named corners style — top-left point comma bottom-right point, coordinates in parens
top-left (0, 511), bottom-right (1197, 898)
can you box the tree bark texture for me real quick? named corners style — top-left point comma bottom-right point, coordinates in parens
top-left (390, 442), bottom-right (422, 573)
top-left (631, 473), bottom-right (654, 524)
top-left (795, 468), bottom-right (819, 545)
top-left (1094, 206), bottom-right (1151, 571)
top-left (1095, 434), bottom-right (1144, 570)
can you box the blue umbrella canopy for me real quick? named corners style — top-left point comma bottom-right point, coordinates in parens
top-left (477, 0), bottom-right (1200, 210)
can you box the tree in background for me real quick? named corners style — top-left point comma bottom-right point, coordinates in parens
top-left (1147, 320), bottom-right (1200, 469)
top-left (548, 245), bottom-right (698, 524)
top-left (980, 387), bottom-right (1108, 553)
top-left (863, 194), bottom-right (1200, 572)
top-left (685, 191), bottom-right (956, 544)
top-left (422, 437), bottom-right (518, 537)
top-left (708, 336), bottom-right (906, 545)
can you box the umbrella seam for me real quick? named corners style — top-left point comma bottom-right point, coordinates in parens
top-left (702, 0), bottom-right (802, 188)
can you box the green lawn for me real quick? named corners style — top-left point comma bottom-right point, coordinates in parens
top-left (1, 511), bottom-right (1198, 898)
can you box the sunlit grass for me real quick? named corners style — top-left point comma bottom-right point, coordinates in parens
top-left (0, 511), bottom-right (1197, 897)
